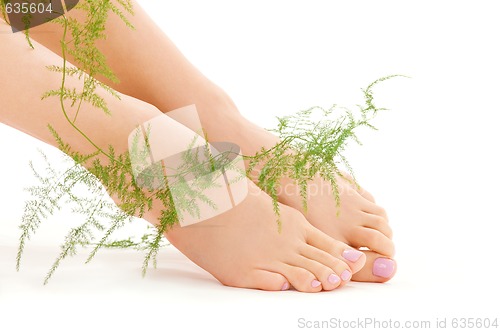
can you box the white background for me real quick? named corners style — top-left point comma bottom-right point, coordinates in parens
top-left (1, 1), bottom-right (500, 331)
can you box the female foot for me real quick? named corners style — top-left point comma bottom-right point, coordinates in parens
top-left (144, 180), bottom-right (367, 291)
top-left (161, 102), bottom-right (397, 283)
top-left (22, 0), bottom-right (395, 282)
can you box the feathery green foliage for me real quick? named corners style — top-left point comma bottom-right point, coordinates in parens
top-left (18, 127), bottom-right (249, 281)
top-left (9, 0), bottom-right (401, 283)
top-left (247, 75), bottom-right (404, 228)
top-left (38, 0), bottom-right (133, 159)
top-left (0, 0), bottom-right (33, 48)
top-left (18, 76), bottom-right (401, 283)
top-left (0, 1), bottom-right (7, 22)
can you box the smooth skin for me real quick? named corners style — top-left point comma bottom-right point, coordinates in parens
top-left (28, 0), bottom-right (395, 282)
top-left (0, 19), bottom-right (368, 292)
top-left (1, 0), bottom-right (396, 287)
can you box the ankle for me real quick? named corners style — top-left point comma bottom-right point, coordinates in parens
top-left (192, 91), bottom-right (248, 142)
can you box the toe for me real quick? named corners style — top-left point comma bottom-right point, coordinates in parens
top-left (305, 226), bottom-right (367, 274)
top-left (280, 265), bottom-right (324, 293)
top-left (362, 213), bottom-right (393, 239)
top-left (339, 173), bottom-right (376, 203)
top-left (351, 251), bottom-right (397, 283)
top-left (359, 189), bottom-right (376, 203)
top-left (354, 184), bottom-right (376, 203)
top-left (351, 227), bottom-right (395, 257)
top-left (362, 201), bottom-right (388, 220)
top-left (241, 270), bottom-right (290, 291)
top-left (293, 252), bottom-right (345, 291)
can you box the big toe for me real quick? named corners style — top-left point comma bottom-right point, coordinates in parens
top-left (349, 227), bottom-right (395, 258)
top-left (351, 251), bottom-right (397, 283)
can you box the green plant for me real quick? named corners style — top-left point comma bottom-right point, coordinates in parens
top-left (18, 75), bottom-right (400, 283)
top-left (247, 75), bottom-right (402, 230)
top-left (6, 0), bottom-right (402, 283)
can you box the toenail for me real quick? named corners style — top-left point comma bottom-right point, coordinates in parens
top-left (281, 282), bottom-right (290, 291)
top-left (342, 249), bottom-right (364, 262)
top-left (311, 280), bottom-right (321, 288)
top-left (328, 274), bottom-right (341, 285)
top-left (340, 270), bottom-right (352, 281)
top-left (373, 258), bottom-right (396, 278)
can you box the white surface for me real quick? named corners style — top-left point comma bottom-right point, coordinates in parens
top-left (1, 1), bottom-right (500, 331)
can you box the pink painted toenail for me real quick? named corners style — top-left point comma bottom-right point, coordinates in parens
top-left (340, 270), bottom-right (352, 281)
top-left (311, 280), bottom-right (321, 288)
top-left (281, 282), bottom-right (290, 291)
top-left (373, 258), bottom-right (396, 278)
top-left (328, 274), bottom-right (341, 285)
top-left (342, 249), bottom-right (364, 262)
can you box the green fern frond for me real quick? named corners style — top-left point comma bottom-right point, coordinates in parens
top-left (247, 75), bottom-right (406, 216)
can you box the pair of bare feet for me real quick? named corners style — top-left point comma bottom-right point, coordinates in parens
top-left (0, 5), bottom-right (395, 293)
top-left (144, 107), bottom-right (396, 292)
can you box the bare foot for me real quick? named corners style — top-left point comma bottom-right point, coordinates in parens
top-left (184, 106), bottom-right (397, 282)
top-left (279, 172), bottom-right (395, 256)
top-left (0, 21), bottom-right (368, 292)
top-left (144, 180), bottom-right (367, 292)
top-left (274, 165), bottom-right (397, 282)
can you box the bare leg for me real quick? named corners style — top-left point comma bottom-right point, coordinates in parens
top-left (25, 1), bottom-right (396, 282)
top-left (0, 20), bottom-right (368, 292)
top-left (27, 1), bottom-right (247, 143)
